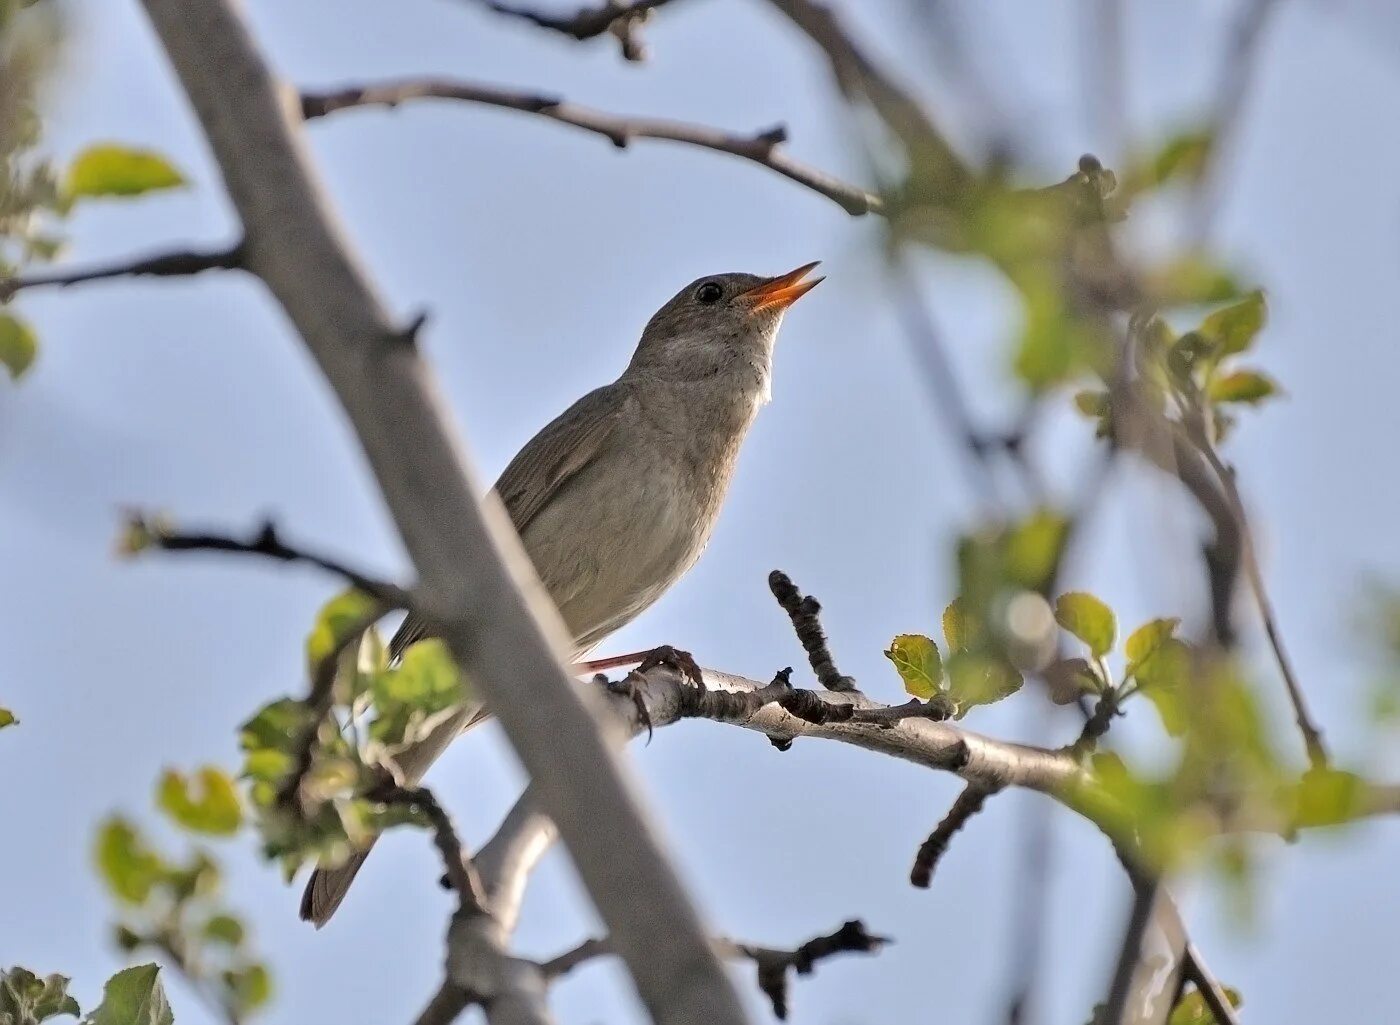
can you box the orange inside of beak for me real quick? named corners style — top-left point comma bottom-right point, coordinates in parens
top-left (741, 261), bottom-right (824, 313)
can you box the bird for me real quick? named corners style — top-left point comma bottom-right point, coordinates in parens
top-left (300, 261), bottom-right (823, 926)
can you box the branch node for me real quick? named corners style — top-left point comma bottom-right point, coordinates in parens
top-left (768, 569), bottom-right (856, 692)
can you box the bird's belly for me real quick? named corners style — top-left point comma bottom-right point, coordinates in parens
top-left (519, 459), bottom-right (712, 654)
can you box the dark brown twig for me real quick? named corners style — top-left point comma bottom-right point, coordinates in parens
top-left (300, 79), bottom-right (880, 216)
top-left (768, 570), bottom-right (856, 691)
top-left (121, 514), bottom-right (412, 610)
top-left (0, 242), bottom-right (244, 300)
top-left (375, 782), bottom-right (488, 917)
top-left (910, 782), bottom-right (998, 888)
top-left (543, 920), bottom-right (888, 1021)
top-left (470, 0), bottom-right (681, 61)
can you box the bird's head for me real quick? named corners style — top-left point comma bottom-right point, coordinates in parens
top-left (626, 262), bottom-right (822, 397)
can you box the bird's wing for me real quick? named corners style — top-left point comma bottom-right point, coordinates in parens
top-left (387, 383), bottom-right (627, 663)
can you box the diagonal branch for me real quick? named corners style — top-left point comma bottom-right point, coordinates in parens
top-left (909, 782), bottom-right (999, 888)
top-left (136, 3), bottom-right (750, 1023)
top-left (0, 242), bottom-right (244, 300)
top-left (299, 79), bottom-right (881, 216)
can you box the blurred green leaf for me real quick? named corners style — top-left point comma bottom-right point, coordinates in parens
top-left (1125, 617), bottom-right (1180, 670)
top-left (1208, 369), bottom-right (1279, 405)
top-left (1289, 767), bottom-right (1366, 829)
top-left (224, 964), bottom-right (272, 1013)
top-left (1143, 254), bottom-right (1243, 307)
top-left (1127, 128), bottom-right (1214, 192)
top-left (86, 965), bottom-right (172, 1025)
top-left (157, 766), bottom-right (242, 836)
top-left (0, 707), bottom-right (15, 730)
top-left (1013, 277), bottom-right (1108, 391)
top-left (0, 313), bottom-right (38, 380)
top-left (946, 651), bottom-right (1023, 716)
top-left (65, 145), bottom-right (184, 199)
top-left (1004, 509), bottom-right (1069, 592)
top-left (1200, 290), bottom-right (1266, 356)
top-left (1054, 592), bottom-right (1116, 658)
top-left (202, 914), bottom-right (245, 946)
top-left (1132, 637), bottom-right (1191, 736)
top-left (0, 967), bottom-right (80, 1024)
top-left (1073, 389), bottom-right (1108, 417)
top-left (1167, 985), bottom-right (1242, 1025)
top-left (305, 589), bottom-right (378, 678)
top-left (94, 818), bottom-right (165, 904)
top-left (370, 639), bottom-right (465, 746)
top-left (884, 634), bottom-right (943, 699)
top-left (943, 599), bottom-right (977, 653)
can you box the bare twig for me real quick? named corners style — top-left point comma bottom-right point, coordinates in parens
top-left (136, 3), bottom-right (750, 1021)
top-left (299, 79), bottom-right (880, 216)
top-left (469, 0), bottom-right (682, 61)
top-left (375, 782), bottom-right (488, 916)
top-left (121, 514), bottom-right (412, 610)
top-left (910, 782), bottom-right (998, 888)
top-left (544, 920), bottom-right (888, 1021)
top-left (767, 570), bottom-right (856, 691)
top-left (0, 242), bottom-right (244, 300)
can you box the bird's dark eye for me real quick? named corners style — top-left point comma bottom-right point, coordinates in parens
top-left (696, 281), bottom-right (723, 304)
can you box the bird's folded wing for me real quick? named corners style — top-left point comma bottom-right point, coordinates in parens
top-left (388, 382), bottom-right (627, 662)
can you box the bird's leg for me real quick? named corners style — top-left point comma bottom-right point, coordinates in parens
top-left (594, 672), bottom-right (653, 742)
top-left (576, 646), bottom-right (705, 690)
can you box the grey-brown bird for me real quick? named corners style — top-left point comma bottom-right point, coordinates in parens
top-left (301, 262), bottom-right (822, 926)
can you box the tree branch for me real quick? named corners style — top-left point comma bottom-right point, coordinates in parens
top-left (909, 782), bottom-right (998, 888)
top-left (0, 242), bottom-right (244, 300)
top-left (120, 514), bottom-right (412, 610)
top-left (468, 0), bottom-right (683, 62)
top-left (136, 3), bottom-right (750, 1023)
top-left (767, 570), bottom-right (856, 692)
top-left (299, 79), bottom-right (880, 216)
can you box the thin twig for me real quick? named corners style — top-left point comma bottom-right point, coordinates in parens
top-left (1183, 944), bottom-right (1242, 1025)
top-left (0, 242), bottom-right (244, 300)
top-left (469, 0), bottom-right (682, 61)
top-left (300, 79), bottom-right (881, 216)
top-left (767, 570), bottom-right (856, 691)
top-left (121, 514), bottom-right (412, 610)
top-left (910, 782), bottom-right (998, 888)
top-left (544, 921), bottom-right (888, 1021)
top-left (376, 782), bottom-right (489, 916)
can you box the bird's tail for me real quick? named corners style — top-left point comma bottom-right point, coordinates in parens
top-left (298, 699), bottom-right (488, 928)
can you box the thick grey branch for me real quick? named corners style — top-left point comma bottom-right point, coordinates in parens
top-left (136, 3), bottom-right (749, 1024)
top-left (299, 78), bottom-right (881, 216)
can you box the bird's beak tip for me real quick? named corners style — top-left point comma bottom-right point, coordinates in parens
top-left (742, 261), bottom-right (824, 313)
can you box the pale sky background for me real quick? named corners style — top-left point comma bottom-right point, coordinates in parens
top-left (5, 1), bottom-right (1400, 1023)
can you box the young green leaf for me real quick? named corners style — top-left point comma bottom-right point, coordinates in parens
top-left (0, 967), bottom-right (81, 1023)
top-left (225, 964), bottom-right (272, 1012)
top-left (1005, 509), bottom-right (1069, 591)
top-left (1073, 389), bottom-right (1108, 417)
top-left (0, 706), bottom-right (15, 730)
top-left (946, 652), bottom-right (1023, 716)
top-left (1124, 617), bottom-right (1180, 669)
top-left (86, 964), bottom-right (173, 1025)
top-left (1200, 289), bottom-right (1266, 356)
top-left (1207, 369), bottom-right (1279, 405)
top-left (157, 766), bottom-right (243, 836)
top-left (0, 312), bottom-right (38, 380)
top-left (1054, 592), bottom-right (1116, 658)
top-left (1289, 767), bottom-right (1366, 829)
top-left (1132, 638), bottom-right (1191, 736)
top-left (305, 589), bottom-right (379, 677)
top-left (94, 818), bottom-right (166, 904)
top-left (202, 913), bottom-right (246, 946)
top-left (884, 634), bottom-right (943, 699)
top-left (65, 144), bottom-right (185, 200)
top-left (943, 599), bottom-right (978, 653)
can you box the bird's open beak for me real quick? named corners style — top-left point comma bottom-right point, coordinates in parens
top-left (740, 261), bottom-right (824, 313)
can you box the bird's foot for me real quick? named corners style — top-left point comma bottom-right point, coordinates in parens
top-left (635, 644), bottom-right (705, 691)
top-left (597, 672), bottom-right (653, 742)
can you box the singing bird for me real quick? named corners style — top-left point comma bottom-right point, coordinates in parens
top-left (301, 262), bottom-right (823, 925)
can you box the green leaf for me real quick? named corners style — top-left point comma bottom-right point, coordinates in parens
top-left (1168, 986), bottom-right (1242, 1025)
top-left (65, 145), bottom-right (184, 199)
top-left (94, 818), bottom-right (165, 904)
top-left (1004, 509), bottom-right (1069, 591)
top-left (86, 965), bottom-right (173, 1025)
top-left (0, 313), bottom-right (38, 381)
top-left (943, 599), bottom-right (978, 653)
top-left (306, 589), bottom-right (378, 678)
top-left (884, 634), bottom-right (943, 699)
top-left (1133, 638), bottom-right (1191, 736)
top-left (1208, 369), bottom-right (1279, 405)
top-left (1289, 767), bottom-right (1366, 829)
top-left (1073, 389), bottom-right (1108, 417)
top-left (946, 651), bottom-right (1023, 716)
top-left (1144, 254), bottom-right (1243, 306)
top-left (0, 707), bottom-right (15, 730)
top-left (157, 766), bottom-right (243, 835)
top-left (1054, 592), bottom-right (1116, 658)
top-left (225, 964), bottom-right (272, 1012)
top-left (0, 967), bottom-right (80, 1023)
top-left (1124, 617), bottom-right (1180, 669)
top-left (1130, 128), bottom-right (1214, 191)
top-left (369, 639), bottom-right (466, 746)
top-left (200, 913), bottom-right (246, 946)
top-left (1200, 289), bottom-right (1266, 356)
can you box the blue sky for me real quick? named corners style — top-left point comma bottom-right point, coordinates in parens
top-left (5, 1), bottom-right (1400, 1022)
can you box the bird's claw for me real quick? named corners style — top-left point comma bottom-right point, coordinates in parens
top-left (599, 671), bottom-right (653, 742)
top-left (635, 644), bottom-right (705, 691)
